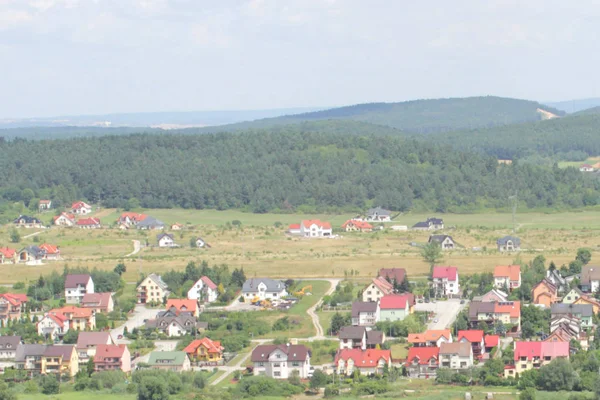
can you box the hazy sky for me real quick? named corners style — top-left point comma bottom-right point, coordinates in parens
top-left (1, 0), bottom-right (599, 118)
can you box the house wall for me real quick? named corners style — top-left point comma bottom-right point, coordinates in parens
top-left (563, 290), bottom-right (581, 304)
top-left (380, 308), bottom-right (407, 322)
top-left (362, 283), bottom-right (386, 303)
top-left (440, 354), bottom-right (472, 370)
top-left (121, 347), bottom-right (132, 372)
top-left (137, 277), bottom-right (167, 304)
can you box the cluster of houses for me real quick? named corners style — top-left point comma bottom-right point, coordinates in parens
top-left (0, 244), bottom-right (61, 264)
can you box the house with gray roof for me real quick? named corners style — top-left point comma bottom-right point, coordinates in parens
top-left (15, 344), bottom-right (47, 374)
top-left (18, 245), bottom-right (46, 263)
top-left (13, 215), bottom-right (43, 228)
top-left (497, 236), bottom-right (521, 252)
top-left (251, 344), bottom-right (311, 379)
top-left (147, 351), bottom-right (191, 372)
top-left (366, 207), bottom-right (392, 222)
top-left (581, 265), bottom-right (600, 293)
top-left (439, 342), bottom-right (473, 370)
top-left (351, 301), bottom-right (380, 326)
top-left (242, 278), bottom-right (287, 302)
top-left (428, 235), bottom-right (455, 250)
top-left (551, 303), bottom-right (594, 328)
top-left (412, 217), bottom-right (444, 231)
top-left (157, 233), bottom-right (176, 247)
top-left (0, 336), bottom-right (21, 360)
top-left (338, 326), bottom-right (384, 350)
top-left (144, 313), bottom-right (207, 337)
top-left (136, 216), bottom-right (165, 230)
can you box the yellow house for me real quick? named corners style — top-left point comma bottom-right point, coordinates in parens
top-left (49, 306), bottom-right (95, 331)
top-left (574, 296), bottom-right (600, 314)
top-left (41, 345), bottom-right (79, 377)
top-left (137, 273), bottom-right (170, 304)
top-left (183, 338), bottom-right (224, 363)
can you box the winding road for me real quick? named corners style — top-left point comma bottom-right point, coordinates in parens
top-left (125, 240), bottom-right (141, 257)
top-left (307, 278), bottom-right (340, 339)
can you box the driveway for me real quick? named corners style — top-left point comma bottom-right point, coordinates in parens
top-left (415, 299), bottom-right (468, 330)
top-left (110, 304), bottom-right (159, 344)
top-left (132, 340), bottom-right (178, 369)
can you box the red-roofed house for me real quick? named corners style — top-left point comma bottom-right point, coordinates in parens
top-left (406, 347), bottom-right (439, 378)
top-left (71, 201), bottom-right (92, 215)
top-left (432, 266), bottom-right (460, 297)
top-left (407, 330), bottom-right (452, 347)
top-left (165, 299), bottom-right (199, 317)
top-left (580, 164), bottom-right (594, 172)
top-left (184, 337), bottom-right (224, 364)
top-left (76, 217), bottom-right (101, 229)
top-left (505, 341), bottom-right (569, 377)
top-left (53, 212), bottom-right (76, 227)
top-left (37, 313), bottom-right (69, 340)
top-left (117, 212), bottom-right (148, 229)
top-left (362, 277), bottom-right (393, 302)
top-left (287, 224), bottom-right (301, 235)
top-left (335, 348), bottom-right (391, 376)
top-left (49, 306), bottom-right (96, 330)
top-left (378, 268), bottom-right (407, 285)
top-left (187, 276), bottom-right (219, 303)
top-left (297, 220), bottom-right (333, 238)
top-left (39, 243), bottom-right (60, 260)
top-left (494, 265), bottom-right (522, 290)
top-left (39, 199), bottom-right (52, 211)
top-left (494, 301), bottom-right (521, 331)
top-left (458, 330), bottom-right (485, 357)
top-left (341, 220), bottom-right (373, 232)
top-left (81, 293), bottom-right (114, 313)
top-left (379, 294), bottom-right (410, 322)
top-left (0, 293), bottom-right (27, 320)
top-left (94, 344), bottom-right (131, 372)
top-left (0, 247), bottom-right (16, 264)
top-left (484, 335), bottom-right (500, 353)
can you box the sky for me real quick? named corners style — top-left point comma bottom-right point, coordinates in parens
top-left (1, 0), bottom-right (599, 118)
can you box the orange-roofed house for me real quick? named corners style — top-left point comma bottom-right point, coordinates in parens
top-left (165, 299), bottom-right (199, 317)
top-left (494, 301), bottom-right (521, 331)
top-left (37, 313), bottom-right (69, 341)
top-left (184, 337), bottom-right (224, 364)
top-left (94, 344), bottom-right (131, 373)
top-left (71, 201), bottom-right (92, 215)
top-left (406, 347), bottom-right (439, 378)
top-left (407, 330), bottom-right (452, 347)
top-left (457, 330), bottom-right (485, 357)
top-left (39, 199), bottom-right (52, 211)
top-left (335, 348), bottom-right (391, 376)
top-left (494, 265), bottom-right (521, 290)
top-left (484, 335), bottom-right (500, 353)
top-left (49, 306), bottom-right (96, 330)
top-left (0, 247), bottom-right (17, 264)
top-left (0, 293), bottom-right (27, 321)
top-left (341, 220), bottom-right (373, 232)
top-left (117, 212), bottom-right (148, 229)
top-left (53, 212), bottom-right (76, 227)
top-left (362, 277), bottom-right (393, 302)
top-left (76, 217), bottom-right (101, 229)
top-left (295, 220), bottom-right (333, 238)
top-left (39, 244), bottom-right (60, 260)
top-left (531, 279), bottom-right (558, 308)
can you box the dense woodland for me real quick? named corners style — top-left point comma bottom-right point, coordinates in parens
top-left (1, 124), bottom-right (599, 214)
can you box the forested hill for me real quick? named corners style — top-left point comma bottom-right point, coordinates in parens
top-left (574, 106), bottom-right (600, 116)
top-left (196, 96), bottom-right (565, 134)
top-left (1, 124), bottom-right (598, 213)
top-left (432, 113), bottom-right (600, 160)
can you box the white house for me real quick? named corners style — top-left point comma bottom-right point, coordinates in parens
top-left (71, 201), bottom-right (92, 215)
top-left (335, 349), bottom-right (391, 376)
top-left (288, 220), bottom-right (332, 238)
top-left (39, 200), bottom-right (52, 212)
top-left (251, 344), bottom-right (311, 379)
top-left (53, 212), bottom-right (76, 227)
top-left (351, 301), bottom-right (380, 326)
top-left (493, 265), bottom-right (522, 290)
top-left (37, 314), bottom-right (69, 341)
top-left (242, 278), bottom-right (287, 301)
top-left (428, 235), bottom-right (455, 251)
top-left (361, 277), bottom-right (393, 303)
top-left (365, 207), bottom-right (392, 222)
top-left (157, 233), bottom-right (176, 248)
top-left (187, 276), bottom-right (219, 303)
top-left (439, 342), bottom-right (473, 370)
top-left (64, 274), bottom-right (95, 304)
top-left (580, 164), bottom-right (595, 172)
top-left (137, 274), bottom-right (170, 304)
top-left (432, 266), bottom-right (460, 297)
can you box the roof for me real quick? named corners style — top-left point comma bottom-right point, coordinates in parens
top-left (339, 326), bottom-right (366, 340)
top-left (371, 277), bottom-right (394, 294)
top-left (143, 273), bottom-right (169, 291)
top-left (551, 303), bottom-right (593, 317)
top-left (119, 212), bottom-right (147, 222)
top-left (50, 306), bottom-right (93, 318)
top-left (429, 235), bottom-right (453, 244)
top-left (301, 219), bottom-right (332, 229)
top-left (145, 314), bottom-right (200, 331)
top-left (581, 266), bottom-right (600, 285)
top-left (71, 201), bottom-right (91, 209)
top-left (458, 330), bottom-right (484, 343)
top-left (494, 265), bottom-right (521, 281)
top-left (427, 217), bottom-right (444, 225)
top-left (53, 212), bottom-right (75, 222)
top-left (514, 341), bottom-right (569, 361)
top-left (432, 266), bottom-right (458, 281)
top-left (251, 344), bottom-right (310, 362)
top-left (76, 332), bottom-right (112, 349)
top-left (20, 245), bottom-right (44, 257)
top-left (65, 274), bottom-right (92, 288)
top-left (485, 335), bottom-right (500, 348)
top-left (0, 336), bottom-right (21, 350)
top-left (43, 345), bottom-right (75, 359)
top-left (183, 338), bottom-right (223, 354)
top-left (468, 301), bottom-right (496, 320)
top-left (378, 268), bottom-right (406, 283)
top-left (44, 313), bottom-right (67, 328)
top-left (581, 164), bottom-right (593, 168)
top-left (76, 217), bottom-right (101, 226)
top-left (406, 347), bottom-right (439, 365)
top-left (15, 344), bottom-right (47, 361)
top-left (137, 216), bottom-right (165, 227)
top-left (334, 349), bottom-right (391, 368)
top-left (412, 221), bottom-right (430, 228)
top-left (379, 294), bottom-right (409, 310)
top-left (14, 215), bottom-right (41, 224)
top-left (367, 207), bottom-right (391, 216)
top-left (81, 292), bottom-right (112, 309)
top-left (439, 342), bottom-right (472, 357)
top-left (575, 294), bottom-right (600, 308)
top-left (407, 329), bottom-right (451, 344)
top-left (200, 276), bottom-right (217, 290)
top-left (242, 278), bottom-right (286, 293)
top-left (39, 243), bottom-right (59, 254)
top-left (472, 289), bottom-right (508, 303)
top-left (94, 344), bottom-right (127, 362)
top-left (165, 299), bottom-right (197, 314)
top-left (341, 220), bottom-right (373, 230)
top-left (532, 278), bottom-right (557, 296)
top-left (494, 301), bottom-right (521, 318)
top-left (0, 293), bottom-right (28, 305)
top-left (39, 200), bottom-right (51, 204)
top-left (288, 224), bottom-right (301, 230)
top-left (147, 351), bottom-right (189, 366)
top-left (157, 233), bottom-right (174, 241)
top-left (0, 247), bottom-right (16, 258)
top-left (497, 236), bottom-right (521, 246)
top-left (366, 330), bottom-right (384, 346)
top-left (352, 301), bottom-right (378, 318)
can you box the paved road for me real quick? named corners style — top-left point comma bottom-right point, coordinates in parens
top-left (307, 278), bottom-right (341, 338)
top-left (125, 240), bottom-right (141, 257)
top-left (110, 304), bottom-right (158, 344)
top-left (22, 230), bottom-right (45, 239)
top-left (415, 299), bottom-right (468, 330)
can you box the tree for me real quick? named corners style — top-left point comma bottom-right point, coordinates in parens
top-left (9, 229), bottom-right (20, 244)
top-left (40, 375), bottom-right (60, 395)
top-left (548, 261), bottom-right (557, 272)
top-left (137, 377), bottom-right (169, 400)
top-left (114, 263), bottom-right (127, 276)
top-left (420, 242), bottom-right (444, 274)
top-left (521, 321), bottom-right (534, 339)
top-left (86, 358), bottom-right (95, 377)
top-left (61, 329), bottom-right (79, 344)
top-left (519, 387), bottom-right (536, 400)
top-left (309, 369), bottom-right (328, 390)
top-left (0, 383), bottom-right (16, 400)
top-left (399, 275), bottom-right (410, 293)
top-left (536, 358), bottom-right (579, 391)
top-left (577, 248), bottom-right (592, 266)
top-left (330, 312), bottom-right (350, 335)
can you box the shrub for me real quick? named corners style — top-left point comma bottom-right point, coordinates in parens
top-left (519, 387), bottom-right (537, 400)
top-left (39, 375), bottom-right (59, 395)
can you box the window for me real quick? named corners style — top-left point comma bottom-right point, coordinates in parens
top-left (274, 372), bottom-right (281, 377)
top-left (274, 363), bottom-right (281, 367)
top-left (258, 362), bottom-right (264, 367)
top-left (292, 362), bottom-right (299, 367)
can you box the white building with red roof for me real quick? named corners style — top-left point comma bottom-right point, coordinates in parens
top-left (406, 347), bottom-right (439, 378)
top-left (362, 277), bottom-right (393, 302)
top-left (341, 219), bottom-right (373, 232)
top-left (335, 348), bottom-right (391, 376)
top-left (0, 293), bottom-right (28, 320)
top-left (71, 201), bottom-right (92, 215)
top-left (0, 247), bottom-right (17, 264)
top-left (39, 243), bottom-right (60, 260)
top-left (432, 266), bottom-right (460, 297)
top-left (289, 220), bottom-right (332, 238)
top-left (187, 276), bottom-right (219, 303)
top-left (76, 217), bottom-right (101, 229)
top-left (53, 212), bottom-right (76, 227)
top-left (494, 265), bottom-right (522, 290)
top-left (37, 313), bottom-right (69, 340)
top-left (457, 330), bottom-right (485, 358)
top-left (81, 293), bottom-right (114, 313)
top-left (379, 294), bottom-right (411, 322)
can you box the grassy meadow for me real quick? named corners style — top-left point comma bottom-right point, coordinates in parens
top-left (1, 208), bottom-right (600, 284)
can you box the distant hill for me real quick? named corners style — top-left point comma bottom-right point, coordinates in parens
top-left (198, 96), bottom-right (566, 134)
top-left (545, 98), bottom-right (600, 114)
top-left (573, 106), bottom-right (600, 116)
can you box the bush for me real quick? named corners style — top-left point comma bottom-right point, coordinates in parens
top-left (519, 387), bottom-right (536, 400)
top-left (137, 378), bottom-right (169, 400)
top-left (324, 385), bottom-right (340, 397)
top-left (39, 375), bottom-right (59, 395)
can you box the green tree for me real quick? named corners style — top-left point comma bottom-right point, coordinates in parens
top-left (519, 387), bottom-right (536, 400)
top-left (536, 358), bottom-right (579, 391)
top-left (9, 229), bottom-right (20, 244)
top-left (61, 329), bottom-right (79, 344)
top-left (576, 248), bottom-right (592, 266)
top-left (40, 375), bottom-right (60, 395)
top-left (137, 377), bottom-right (169, 400)
top-left (309, 369), bottom-right (328, 390)
top-left (420, 242), bottom-right (444, 274)
top-left (330, 312), bottom-right (351, 335)
top-left (86, 358), bottom-right (95, 377)
top-left (114, 263), bottom-right (127, 276)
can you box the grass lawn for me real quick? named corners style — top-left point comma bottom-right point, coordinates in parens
top-left (17, 392), bottom-right (136, 400)
top-left (390, 342), bottom-right (410, 359)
